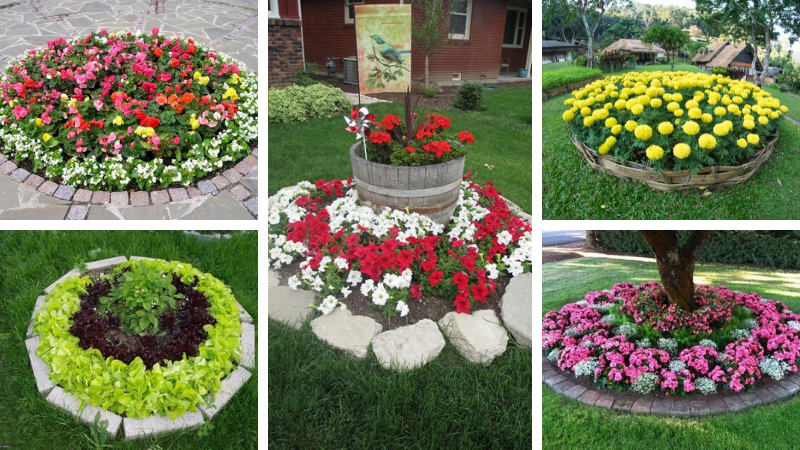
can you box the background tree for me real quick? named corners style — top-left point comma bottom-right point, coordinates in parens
top-left (565, 0), bottom-right (632, 69)
top-left (544, 0), bottom-right (585, 44)
top-left (585, 231), bottom-right (597, 248)
top-left (686, 40), bottom-right (709, 58)
top-left (411, 0), bottom-right (460, 90)
top-left (689, 24), bottom-right (706, 37)
top-left (640, 231), bottom-right (713, 311)
top-left (607, 18), bottom-right (642, 40)
top-left (641, 25), bottom-right (690, 71)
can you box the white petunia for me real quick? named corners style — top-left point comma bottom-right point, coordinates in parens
top-left (396, 300), bottom-right (409, 317)
top-left (372, 284), bottom-right (389, 306)
top-left (360, 279), bottom-right (375, 296)
top-left (317, 295), bottom-right (338, 315)
top-left (347, 270), bottom-right (363, 286)
top-left (288, 275), bottom-right (301, 290)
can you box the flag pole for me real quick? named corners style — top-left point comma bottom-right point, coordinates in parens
top-left (350, 2), bottom-right (366, 160)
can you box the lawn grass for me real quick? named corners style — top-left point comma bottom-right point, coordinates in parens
top-left (542, 257), bottom-right (800, 450)
top-left (542, 90), bottom-right (800, 219)
top-left (762, 85), bottom-right (800, 123)
top-left (542, 61), bottom-right (573, 71)
top-left (268, 319), bottom-right (532, 449)
top-left (542, 66), bottom-right (602, 91)
top-left (0, 231), bottom-right (257, 449)
top-left (267, 87), bottom-right (532, 214)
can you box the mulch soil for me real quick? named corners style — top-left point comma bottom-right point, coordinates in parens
top-left (273, 261), bottom-right (510, 332)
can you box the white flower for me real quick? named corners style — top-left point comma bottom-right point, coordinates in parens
top-left (288, 275), bottom-right (301, 290)
top-left (485, 263), bottom-right (499, 280)
top-left (396, 300), bottom-right (409, 317)
top-left (310, 276), bottom-right (324, 292)
top-left (317, 295), bottom-right (338, 315)
top-left (341, 286), bottom-right (352, 298)
top-left (347, 270), bottom-right (363, 286)
top-left (508, 260), bottom-right (524, 276)
top-left (372, 284), bottom-right (389, 306)
top-left (360, 279), bottom-right (375, 296)
top-left (334, 257), bottom-right (349, 270)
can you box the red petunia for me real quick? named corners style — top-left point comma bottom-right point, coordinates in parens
top-left (453, 272), bottom-right (469, 290)
top-left (369, 131), bottom-right (392, 145)
top-left (458, 131), bottom-right (474, 144)
top-left (410, 285), bottom-right (422, 299)
top-left (428, 270), bottom-right (444, 287)
top-left (420, 260), bottom-right (436, 272)
top-left (470, 283), bottom-right (490, 302)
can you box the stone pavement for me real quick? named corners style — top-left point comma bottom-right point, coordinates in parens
top-left (0, 0), bottom-right (258, 220)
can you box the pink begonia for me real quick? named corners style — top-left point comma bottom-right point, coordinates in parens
top-left (683, 378), bottom-right (696, 393)
top-left (679, 345), bottom-right (719, 375)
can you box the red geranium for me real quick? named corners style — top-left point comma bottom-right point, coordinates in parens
top-left (369, 131), bottom-right (392, 145)
top-left (458, 131), bottom-right (474, 143)
top-left (422, 141), bottom-right (451, 158)
top-left (381, 114), bottom-right (401, 130)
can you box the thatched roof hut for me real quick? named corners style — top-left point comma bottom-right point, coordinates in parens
top-left (603, 39), bottom-right (666, 54)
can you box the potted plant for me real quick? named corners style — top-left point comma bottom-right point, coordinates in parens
top-left (345, 90), bottom-right (474, 224)
top-left (518, 68), bottom-right (529, 78)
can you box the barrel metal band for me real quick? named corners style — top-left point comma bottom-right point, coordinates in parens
top-left (353, 176), bottom-right (461, 198)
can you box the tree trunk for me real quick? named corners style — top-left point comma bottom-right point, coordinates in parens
top-left (759, 24), bottom-right (772, 85)
top-left (640, 231), bottom-right (713, 311)
top-left (425, 55), bottom-right (430, 89)
top-left (581, 13), bottom-right (593, 69)
top-left (586, 231), bottom-right (597, 247)
top-left (671, 53), bottom-right (675, 72)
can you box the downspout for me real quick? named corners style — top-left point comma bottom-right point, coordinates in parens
top-left (298, 0), bottom-right (306, 69)
top-left (525, 14), bottom-right (532, 73)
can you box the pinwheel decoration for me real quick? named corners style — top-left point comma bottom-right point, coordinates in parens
top-left (345, 106), bottom-right (376, 160)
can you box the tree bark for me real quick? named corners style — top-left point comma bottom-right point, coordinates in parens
top-left (640, 231), bottom-right (713, 311)
top-left (586, 230), bottom-right (597, 247)
top-left (425, 55), bottom-right (430, 89)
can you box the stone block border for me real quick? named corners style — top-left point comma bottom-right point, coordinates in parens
top-left (542, 356), bottom-right (800, 417)
top-left (26, 257), bottom-right (256, 440)
top-left (268, 268), bottom-right (532, 371)
top-left (2, 147), bottom-right (258, 220)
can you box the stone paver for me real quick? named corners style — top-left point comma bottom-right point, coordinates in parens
top-left (67, 205), bottom-right (88, 220)
top-left (576, 390), bottom-right (601, 406)
top-left (0, 161), bottom-right (16, 175)
top-left (197, 367), bottom-right (252, 420)
top-left (371, 319), bottom-right (446, 371)
top-left (92, 191), bottom-right (111, 204)
top-left (25, 336), bottom-right (54, 396)
top-left (234, 160), bottom-right (252, 175)
top-left (25, 174), bottom-right (45, 189)
top-left (239, 322), bottom-right (256, 370)
top-left (53, 185), bottom-right (76, 201)
top-left (212, 175), bottom-right (230, 190)
top-left (47, 387), bottom-right (122, 438)
top-left (649, 399), bottom-right (671, 416)
top-left (594, 394), bottom-right (615, 409)
top-left (438, 310), bottom-right (508, 365)
top-left (150, 190), bottom-right (170, 205)
top-left (670, 401), bottom-right (691, 417)
top-left (123, 411), bottom-right (204, 440)
top-left (310, 307), bottom-right (382, 360)
top-left (631, 398), bottom-right (652, 415)
top-left (129, 191), bottom-right (150, 207)
top-left (563, 384), bottom-right (587, 400)
top-left (10, 168), bottom-right (30, 182)
top-left (38, 180), bottom-right (58, 196)
top-left (611, 399), bottom-right (635, 414)
top-left (110, 191), bottom-right (128, 205)
top-left (72, 189), bottom-right (93, 203)
top-left (689, 400), bottom-right (711, 416)
top-left (500, 273), bottom-right (531, 348)
top-left (223, 168), bottom-right (243, 183)
top-left (231, 184), bottom-right (251, 201)
top-left (243, 197), bottom-right (258, 216)
top-left (85, 256), bottom-right (127, 271)
top-left (168, 188), bottom-right (189, 202)
top-left (187, 187), bottom-right (203, 198)
top-left (197, 180), bottom-right (216, 195)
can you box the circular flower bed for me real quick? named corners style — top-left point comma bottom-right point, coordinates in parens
top-left (32, 259), bottom-right (242, 419)
top-left (267, 174), bottom-right (532, 317)
top-left (562, 71), bottom-right (785, 171)
top-left (543, 282), bottom-right (800, 396)
top-left (0, 29), bottom-right (257, 191)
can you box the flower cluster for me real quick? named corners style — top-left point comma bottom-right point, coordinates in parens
top-left (0, 29), bottom-right (257, 191)
top-left (268, 175), bottom-right (532, 318)
top-left (562, 71), bottom-right (785, 171)
top-left (543, 282), bottom-right (800, 396)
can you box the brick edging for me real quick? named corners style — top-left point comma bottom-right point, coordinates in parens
top-left (26, 257), bottom-right (256, 439)
top-left (0, 147), bottom-right (258, 219)
top-left (542, 76), bottom-right (604, 100)
top-left (542, 356), bottom-right (800, 416)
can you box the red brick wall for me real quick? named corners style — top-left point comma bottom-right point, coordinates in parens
top-left (302, 0), bottom-right (510, 85)
top-left (500, 6), bottom-right (532, 74)
top-left (268, 19), bottom-right (304, 88)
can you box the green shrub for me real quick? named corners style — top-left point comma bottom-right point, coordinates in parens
top-left (268, 84), bottom-right (351, 123)
top-left (292, 62), bottom-right (324, 87)
top-left (422, 87), bottom-right (438, 98)
top-left (453, 81), bottom-right (484, 111)
top-left (595, 231), bottom-right (800, 269)
top-left (542, 66), bottom-right (603, 91)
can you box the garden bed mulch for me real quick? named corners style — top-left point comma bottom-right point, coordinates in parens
top-left (273, 260), bottom-right (510, 332)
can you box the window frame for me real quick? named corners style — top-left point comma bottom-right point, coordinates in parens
top-left (448, 0), bottom-right (473, 40)
top-left (345, 1), bottom-right (366, 24)
top-left (268, 0), bottom-right (280, 19)
top-left (502, 6), bottom-right (527, 49)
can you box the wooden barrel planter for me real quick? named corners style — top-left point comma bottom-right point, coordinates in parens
top-left (567, 124), bottom-right (780, 192)
top-left (349, 143), bottom-right (465, 224)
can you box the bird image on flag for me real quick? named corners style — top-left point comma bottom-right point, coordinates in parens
top-left (355, 4), bottom-right (411, 94)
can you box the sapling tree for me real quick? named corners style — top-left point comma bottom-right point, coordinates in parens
top-left (562, 0), bottom-right (632, 69)
top-left (641, 25), bottom-right (690, 71)
top-left (640, 230), bottom-right (713, 311)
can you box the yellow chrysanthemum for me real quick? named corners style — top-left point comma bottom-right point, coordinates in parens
top-left (562, 110), bottom-right (574, 121)
top-left (564, 98), bottom-right (575, 106)
top-left (733, 96), bottom-right (743, 104)
top-left (658, 122), bottom-right (674, 135)
top-left (713, 123), bottom-right (729, 137)
top-left (580, 107), bottom-right (592, 117)
top-left (583, 116), bottom-right (595, 127)
top-left (646, 145), bottom-right (664, 160)
top-left (598, 143), bottom-right (611, 154)
top-left (714, 106), bottom-right (726, 116)
top-left (625, 120), bottom-right (638, 132)
top-left (698, 133), bottom-right (717, 149)
top-left (747, 133), bottom-right (760, 145)
top-left (631, 104), bottom-right (644, 115)
top-left (651, 79), bottom-right (662, 88)
top-left (673, 143), bottom-right (691, 159)
top-left (634, 124), bottom-right (653, 141)
top-left (611, 124), bottom-right (623, 135)
top-left (743, 120), bottom-right (755, 129)
top-left (722, 96), bottom-right (732, 105)
top-left (592, 109), bottom-right (609, 120)
top-left (770, 111), bottom-right (780, 119)
top-left (674, 109), bottom-right (684, 117)
top-left (606, 136), bottom-right (617, 145)
top-left (650, 98), bottom-right (662, 108)
top-left (614, 99), bottom-right (627, 110)
top-left (781, 105), bottom-right (789, 113)
top-left (685, 100), bottom-right (699, 109)
top-left (663, 93), bottom-right (673, 102)
top-left (672, 93), bottom-right (683, 102)
top-left (604, 102), bottom-right (613, 110)
top-left (737, 138), bottom-right (748, 148)
top-left (758, 116), bottom-right (769, 125)
top-left (688, 108), bottom-right (702, 119)
top-left (682, 120), bottom-right (700, 136)
top-left (701, 113), bottom-right (713, 123)
top-left (667, 102), bottom-right (680, 112)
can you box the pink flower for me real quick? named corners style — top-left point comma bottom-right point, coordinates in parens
top-left (152, 28), bottom-right (159, 35)
top-left (93, 99), bottom-right (103, 110)
top-left (172, 136), bottom-right (180, 145)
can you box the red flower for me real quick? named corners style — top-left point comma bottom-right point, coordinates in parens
top-left (141, 82), bottom-right (157, 94)
top-left (453, 272), bottom-right (469, 290)
top-left (433, 115), bottom-right (451, 130)
top-left (152, 28), bottom-right (160, 35)
top-left (453, 292), bottom-right (471, 314)
top-left (368, 131), bottom-right (392, 145)
top-left (422, 141), bottom-right (452, 158)
top-left (381, 114), bottom-right (401, 130)
top-left (428, 270), bottom-right (444, 287)
top-left (154, 47), bottom-right (163, 57)
top-left (405, 146), bottom-right (415, 153)
top-left (170, 58), bottom-right (180, 68)
top-left (458, 131), bottom-right (474, 144)
top-left (470, 283), bottom-right (490, 302)
top-left (420, 260), bottom-right (436, 272)
top-left (187, 44), bottom-right (196, 54)
top-left (410, 285), bottom-right (422, 299)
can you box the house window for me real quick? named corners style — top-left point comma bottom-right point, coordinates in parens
top-left (449, 0), bottom-right (472, 40)
top-left (268, 0), bottom-right (280, 19)
top-left (503, 7), bottom-right (527, 48)
top-left (345, 1), bottom-right (365, 24)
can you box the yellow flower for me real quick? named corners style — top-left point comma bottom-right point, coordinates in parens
top-left (667, 102), bottom-right (680, 112)
top-left (721, 96), bottom-right (732, 105)
top-left (674, 109), bottom-right (684, 117)
top-left (713, 123), bottom-right (729, 137)
top-left (743, 120), bottom-right (755, 129)
top-left (781, 105), bottom-right (789, 113)
top-left (60, 94), bottom-right (68, 102)
top-left (144, 127), bottom-right (155, 137)
top-left (614, 99), bottom-right (627, 110)
top-left (758, 116), bottom-right (769, 125)
top-left (650, 98), bottom-right (662, 108)
top-left (605, 117), bottom-right (617, 128)
top-left (580, 107), bottom-right (592, 117)
top-left (625, 120), bottom-right (637, 132)
top-left (631, 104), bottom-right (644, 115)
top-left (673, 143), bottom-right (691, 159)
top-left (599, 143), bottom-right (611, 154)
top-left (134, 126), bottom-right (145, 136)
top-left (708, 97), bottom-right (718, 105)
top-left (682, 120), bottom-right (700, 136)
top-left (646, 145), bottom-right (664, 160)
top-left (727, 104), bottom-right (740, 114)
top-left (688, 108), bottom-right (702, 119)
top-left (562, 110), bottom-right (574, 121)
top-left (672, 93), bottom-right (683, 102)
top-left (42, 133), bottom-right (51, 142)
top-left (635, 84), bottom-right (647, 95)
top-left (747, 133), bottom-right (760, 145)
top-left (592, 108), bottom-right (609, 120)
top-left (685, 100), bottom-right (699, 109)
top-left (230, 73), bottom-right (242, 85)
top-left (770, 111), bottom-right (780, 119)
top-left (35, 118), bottom-right (42, 127)
top-left (698, 133), bottom-right (717, 149)
top-left (583, 116), bottom-right (595, 127)
top-left (646, 87), bottom-right (659, 98)
top-left (199, 76), bottom-right (210, 85)
top-left (564, 98), bottom-right (576, 106)
top-left (611, 124), bottom-right (623, 135)
top-left (651, 80), bottom-right (661, 88)
top-left (734, 96), bottom-right (743, 104)
top-left (663, 93), bottom-right (673, 102)
top-left (606, 136), bottom-right (617, 145)
top-left (191, 119), bottom-right (200, 130)
top-left (657, 122), bottom-right (674, 135)
top-left (701, 113), bottom-right (713, 123)
top-left (194, 71), bottom-right (202, 80)
top-left (634, 124), bottom-right (653, 141)
top-left (737, 138), bottom-right (748, 148)
top-left (604, 102), bottom-right (613, 110)
top-left (222, 87), bottom-right (239, 100)
top-left (714, 106), bottom-right (726, 116)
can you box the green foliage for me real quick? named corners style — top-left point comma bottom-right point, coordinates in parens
top-left (33, 259), bottom-right (243, 420)
top-left (542, 67), bottom-right (603, 91)
top-left (422, 86), bottom-right (438, 98)
top-left (98, 261), bottom-right (184, 336)
top-left (595, 231), bottom-right (800, 269)
top-left (452, 81), bottom-right (485, 111)
top-left (267, 84), bottom-right (351, 123)
top-left (291, 63), bottom-right (324, 87)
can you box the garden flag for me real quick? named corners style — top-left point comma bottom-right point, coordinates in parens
top-left (355, 4), bottom-right (411, 95)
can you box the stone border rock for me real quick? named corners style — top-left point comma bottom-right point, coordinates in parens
top-left (542, 356), bottom-right (800, 417)
top-left (0, 147), bottom-right (258, 220)
top-left (25, 257), bottom-right (256, 439)
top-left (268, 268), bottom-right (532, 371)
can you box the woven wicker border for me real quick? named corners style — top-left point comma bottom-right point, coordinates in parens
top-left (567, 124), bottom-right (780, 191)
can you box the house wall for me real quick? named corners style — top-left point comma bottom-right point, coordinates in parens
top-left (302, 0), bottom-right (510, 85)
top-left (268, 18), bottom-right (304, 87)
